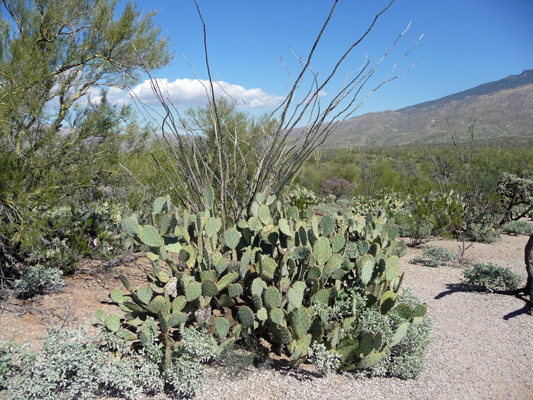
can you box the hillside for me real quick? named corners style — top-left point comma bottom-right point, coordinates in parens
top-left (315, 69), bottom-right (533, 148)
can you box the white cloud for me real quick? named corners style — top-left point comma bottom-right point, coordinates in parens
top-left (130, 78), bottom-right (283, 109)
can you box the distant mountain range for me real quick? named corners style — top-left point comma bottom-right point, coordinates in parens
top-left (313, 69), bottom-right (533, 148)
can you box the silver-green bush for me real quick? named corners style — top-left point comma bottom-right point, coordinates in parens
top-left (14, 265), bottom-right (64, 298)
top-left (461, 263), bottom-right (522, 293)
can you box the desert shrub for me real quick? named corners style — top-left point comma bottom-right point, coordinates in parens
top-left (6, 325), bottom-right (215, 400)
top-left (14, 265), bottom-right (64, 298)
top-left (466, 223), bottom-right (500, 243)
top-left (320, 177), bottom-right (354, 200)
top-left (178, 327), bottom-right (222, 364)
top-left (461, 263), bottom-right (522, 293)
top-left (412, 246), bottom-right (457, 268)
top-left (501, 220), bottom-right (533, 235)
top-left (0, 340), bottom-right (14, 388)
top-left (106, 193), bottom-right (432, 378)
top-left (308, 342), bottom-right (342, 374)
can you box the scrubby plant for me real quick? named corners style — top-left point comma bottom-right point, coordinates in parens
top-left (466, 223), bottom-right (500, 244)
top-left (14, 265), bottom-right (64, 298)
top-left (412, 246), bottom-right (457, 268)
top-left (104, 191), bottom-right (431, 378)
top-left (320, 177), bottom-right (354, 200)
top-left (501, 220), bottom-right (533, 236)
top-left (308, 342), bottom-right (342, 374)
top-left (287, 185), bottom-right (319, 216)
top-left (6, 324), bottom-right (216, 400)
top-left (0, 340), bottom-right (14, 388)
top-left (461, 263), bottom-right (522, 293)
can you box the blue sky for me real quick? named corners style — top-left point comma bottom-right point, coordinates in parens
top-left (126, 0), bottom-right (533, 117)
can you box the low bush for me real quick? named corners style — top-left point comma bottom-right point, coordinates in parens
top-left (466, 223), bottom-right (500, 244)
top-left (14, 265), bottom-right (64, 298)
top-left (412, 246), bottom-right (457, 268)
top-left (501, 220), bottom-right (533, 236)
top-left (461, 263), bottom-right (522, 293)
top-left (5, 324), bottom-right (218, 400)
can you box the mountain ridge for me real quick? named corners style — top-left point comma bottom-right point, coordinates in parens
top-left (317, 69), bottom-right (533, 148)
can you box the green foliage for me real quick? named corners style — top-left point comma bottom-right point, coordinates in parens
top-left (412, 246), bottom-right (457, 268)
top-left (497, 173), bottom-right (533, 223)
top-left (500, 220), bottom-right (533, 236)
top-left (287, 185), bottom-right (319, 217)
top-left (5, 324), bottom-right (218, 400)
top-left (13, 265), bottom-right (64, 299)
top-left (461, 263), bottom-right (522, 293)
top-left (107, 192), bottom-right (429, 376)
top-left (0, 340), bottom-right (14, 388)
top-left (308, 342), bottom-right (342, 374)
top-left (178, 327), bottom-right (222, 364)
top-left (467, 223), bottom-right (500, 244)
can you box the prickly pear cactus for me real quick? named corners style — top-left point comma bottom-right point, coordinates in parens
top-left (103, 191), bottom-right (422, 371)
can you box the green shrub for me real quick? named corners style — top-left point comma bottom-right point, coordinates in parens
top-left (14, 265), bottom-right (64, 298)
top-left (0, 340), bottom-right (14, 388)
top-left (6, 325), bottom-right (213, 400)
top-left (461, 263), bottom-right (522, 293)
top-left (412, 246), bottom-right (457, 268)
top-left (501, 220), bottom-right (533, 235)
top-left (308, 342), bottom-right (342, 374)
top-left (466, 223), bottom-right (500, 243)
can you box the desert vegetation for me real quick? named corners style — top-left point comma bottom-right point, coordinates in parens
top-left (1, 0), bottom-right (532, 399)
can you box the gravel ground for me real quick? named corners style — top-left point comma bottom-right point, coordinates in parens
top-left (195, 234), bottom-right (533, 400)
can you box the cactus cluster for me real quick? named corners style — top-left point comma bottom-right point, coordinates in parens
top-left (102, 190), bottom-right (426, 372)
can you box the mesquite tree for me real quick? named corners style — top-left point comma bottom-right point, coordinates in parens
top-left (131, 0), bottom-right (420, 223)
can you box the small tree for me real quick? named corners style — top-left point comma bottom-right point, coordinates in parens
top-left (497, 173), bottom-right (533, 224)
top-left (321, 177), bottom-right (354, 200)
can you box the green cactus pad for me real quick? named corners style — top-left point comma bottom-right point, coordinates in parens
top-left (357, 241), bottom-right (369, 256)
top-left (217, 272), bottom-right (239, 291)
top-left (105, 314), bottom-right (120, 333)
top-left (288, 281), bottom-right (306, 308)
top-left (263, 286), bottom-right (282, 309)
top-left (360, 254), bottom-right (375, 285)
top-left (313, 237), bottom-right (331, 265)
top-left (259, 257), bottom-right (277, 281)
top-left (321, 215), bottom-right (336, 237)
top-left (312, 289), bottom-right (330, 305)
top-left (358, 332), bottom-right (377, 356)
top-left (390, 322), bottom-right (409, 347)
top-left (205, 217), bottom-right (221, 238)
top-left (290, 246), bottom-right (310, 260)
top-left (331, 234), bottom-right (345, 253)
top-left (119, 274), bottom-right (132, 291)
top-left (110, 288), bottom-right (124, 304)
top-left (279, 218), bottom-right (292, 236)
top-left (168, 312), bottom-right (187, 326)
top-left (153, 197), bottom-right (167, 215)
top-left (269, 307), bottom-right (285, 325)
top-left (275, 325), bottom-right (292, 344)
top-left (251, 277), bottom-right (267, 297)
top-left (228, 283), bottom-right (243, 298)
top-left (203, 187), bottom-right (214, 210)
top-left (297, 226), bottom-right (308, 246)
top-left (252, 294), bottom-right (263, 310)
top-left (306, 266), bottom-right (322, 282)
top-left (116, 328), bottom-right (137, 341)
top-left (379, 290), bottom-right (398, 314)
top-left (94, 309), bottom-right (106, 322)
top-left (172, 296), bottom-right (187, 313)
top-left (224, 228), bottom-right (241, 249)
top-left (136, 286), bottom-right (153, 305)
top-left (202, 280), bottom-right (218, 297)
top-left (122, 216), bottom-right (141, 236)
top-left (139, 225), bottom-right (162, 247)
top-left (184, 281), bottom-right (202, 302)
top-left (218, 294), bottom-right (235, 308)
top-left (257, 307), bottom-right (268, 322)
top-left (291, 307), bottom-right (312, 338)
top-left (309, 317), bottom-right (324, 342)
top-left (214, 317), bottom-right (230, 339)
top-left (122, 301), bottom-right (145, 313)
top-left (238, 306), bottom-right (255, 328)
top-left (258, 204), bottom-right (272, 225)
top-left (413, 304), bottom-right (427, 318)
top-left (356, 347), bottom-right (390, 369)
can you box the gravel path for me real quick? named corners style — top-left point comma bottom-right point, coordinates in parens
top-left (196, 235), bottom-right (533, 400)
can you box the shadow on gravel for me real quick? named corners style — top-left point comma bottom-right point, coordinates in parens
top-left (435, 284), bottom-right (531, 320)
top-left (434, 283), bottom-right (468, 299)
top-left (503, 294), bottom-right (531, 320)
